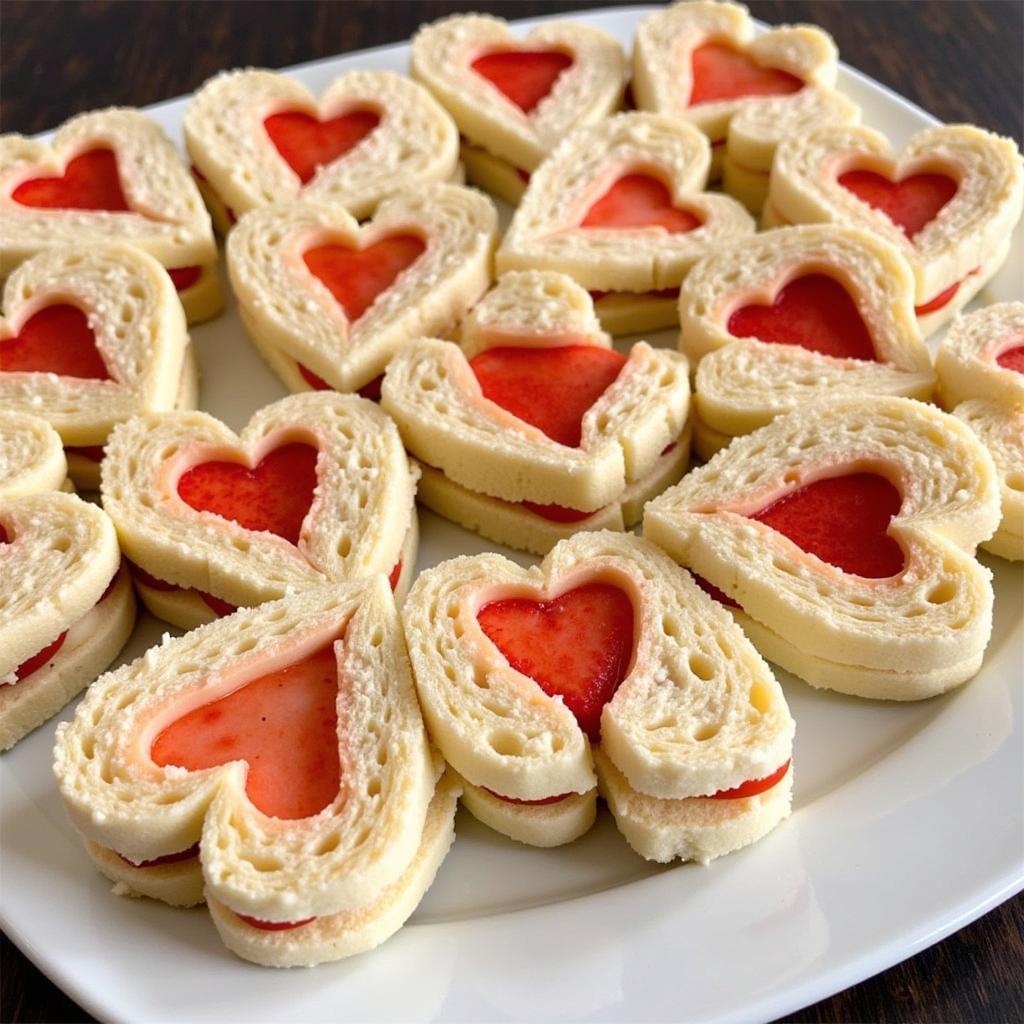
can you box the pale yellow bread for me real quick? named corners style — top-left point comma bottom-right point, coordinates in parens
top-left (644, 397), bottom-right (1001, 699)
top-left (457, 774), bottom-right (597, 848)
top-left (411, 14), bottom-right (627, 173)
top-left (206, 772), bottom-right (460, 967)
top-left (184, 69), bottom-right (459, 221)
top-left (459, 141), bottom-right (529, 206)
top-left (413, 436), bottom-right (689, 556)
top-left (84, 838), bottom-right (204, 908)
top-left (691, 410), bottom-right (735, 462)
top-left (496, 113), bottom-right (754, 291)
top-left (175, 262), bottom-right (223, 325)
top-left (403, 532), bottom-right (793, 824)
top-left (768, 124), bottom-right (1024, 323)
top-left (591, 290), bottom-right (681, 337)
top-left (53, 580), bottom-right (435, 925)
top-left (100, 392), bottom-right (417, 614)
top-left (935, 302), bottom-right (1024, 411)
top-left (721, 154), bottom-right (769, 214)
top-left (953, 400), bottom-right (1023, 561)
top-left (0, 109), bottom-right (220, 322)
top-left (227, 184), bottom-right (497, 394)
top-left (0, 412), bottom-right (67, 500)
top-left (680, 225), bottom-right (936, 441)
top-left (594, 748), bottom-right (792, 864)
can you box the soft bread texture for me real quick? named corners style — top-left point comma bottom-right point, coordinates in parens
top-left (644, 397), bottom-right (1001, 699)
top-left (768, 124), bottom-right (1024, 318)
top-left (53, 580), bottom-right (436, 925)
top-left (413, 437), bottom-right (689, 556)
top-left (403, 532), bottom-right (793, 826)
top-left (680, 225), bottom-right (936, 440)
top-left (227, 185), bottom-right (497, 393)
top-left (0, 412), bottom-right (67, 499)
top-left (936, 302), bottom-right (1024, 411)
top-left (591, 290), bottom-right (681, 337)
top-left (953, 400), bottom-right (1023, 561)
top-left (497, 113), bottom-right (755, 291)
top-left (175, 262), bottom-right (223, 325)
top-left (411, 14), bottom-right (627, 173)
top-left (457, 775), bottom-right (597, 848)
top-left (594, 748), bottom-right (792, 864)
top-left (206, 772), bottom-right (459, 967)
top-left (1, 245), bottom-right (192, 447)
top-left (459, 142), bottom-right (529, 206)
top-left (0, 109), bottom-right (217, 275)
top-left (185, 69), bottom-right (459, 220)
top-left (84, 839), bottom-right (204, 908)
top-left (101, 392), bottom-right (417, 612)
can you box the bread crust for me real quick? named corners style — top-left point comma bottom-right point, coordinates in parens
top-left (936, 302), bottom-right (1024, 411)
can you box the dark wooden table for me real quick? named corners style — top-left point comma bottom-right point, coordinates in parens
top-left (2, 2), bottom-right (1022, 1021)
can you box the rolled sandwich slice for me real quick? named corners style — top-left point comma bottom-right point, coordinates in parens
top-left (0, 411), bottom-right (68, 499)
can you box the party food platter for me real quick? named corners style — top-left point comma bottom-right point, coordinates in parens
top-left (1, 5), bottom-right (1021, 1023)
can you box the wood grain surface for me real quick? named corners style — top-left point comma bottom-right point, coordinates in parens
top-left (1, 2), bottom-right (1022, 1022)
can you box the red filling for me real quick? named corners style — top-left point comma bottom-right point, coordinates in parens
top-left (477, 582), bottom-right (635, 742)
top-left (12, 149), bottom-right (131, 211)
top-left (996, 342), bottom-right (1024, 375)
top-left (66, 445), bottom-right (106, 463)
top-left (838, 170), bottom-right (958, 239)
top-left (710, 760), bottom-right (790, 799)
top-left (0, 304), bottom-right (112, 379)
top-left (581, 174), bottom-right (701, 233)
top-left (130, 563), bottom-right (237, 618)
top-left (264, 110), bottom-right (380, 185)
top-left (167, 266), bottom-right (202, 291)
top-left (151, 643), bottom-right (343, 820)
top-left (689, 43), bottom-right (803, 106)
top-left (589, 287), bottom-right (679, 302)
top-left (177, 443), bottom-right (319, 545)
top-left (483, 788), bottom-right (573, 805)
top-left (727, 274), bottom-right (877, 361)
top-left (750, 472), bottom-right (905, 578)
top-left (303, 235), bottom-right (425, 323)
top-left (118, 842), bottom-right (201, 869)
top-left (237, 913), bottom-right (316, 931)
top-left (519, 500), bottom-right (595, 523)
top-left (693, 574), bottom-right (740, 610)
top-left (470, 345), bottom-right (627, 448)
top-left (388, 560), bottom-right (402, 591)
top-left (297, 364), bottom-right (384, 402)
top-left (470, 50), bottom-right (573, 113)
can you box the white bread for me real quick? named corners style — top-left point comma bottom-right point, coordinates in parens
top-left (935, 302), bottom-right (1024, 410)
top-left (496, 113), bottom-right (755, 290)
top-left (459, 141), bottom-right (529, 206)
top-left (184, 69), bottom-right (459, 221)
top-left (953, 400), bottom-right (1023, 561)
top-left (691, 409), bottom-right (735, 461)
top-left (227, 184), bottom-right (497, 393)
top-left (590, 289), bottom-right (681, 337)
top-left (100, 392), bottom-right (417, 617)
top-left (53, 580), bottom-right (436, 931)
top-left (0, 412), bottom-right (67, 499)
top-left (411, 14), bottom-right (627, 173)
top-left (1, 245), bottom-right (193, 448)
top-left (403, 531), bottom-right (794, 858)
top-left (644, 396), bottom-right (1001, 699)
top-left (768, 124), bottom-right (1024, 331)
top-left (173, 262), bottom-right (223, 325)
top-left (0, 109), bottom-right (220, 323)
top-left (679, 225), bottom-right (936, 441)
top-left (84, 836), bottom-right (204, 908)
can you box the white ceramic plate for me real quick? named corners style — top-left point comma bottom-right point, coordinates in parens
top-left (2, 7), bottom-right (1021, 1023)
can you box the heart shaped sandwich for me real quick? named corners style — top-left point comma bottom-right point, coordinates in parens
top-left (100, 391), bottom-right (418, 630)
top-left (679, 224), bottom-right (935, 458)
top-left (403, 531), bottom-right (794, 861)
top-left (53, 581), bottom-right (456, 967)
top-left (496, 112), bottom-right (754, 335)
top-left (0, 109), bottom-right (221, 324)
top-left (645, 396), bottom-right (1001, 699)
top-left (411, 13), bottom-right (628, 202)
top-left (0, 245), bottom-right (197, 490)
top-left (381, 270), bottom-right (690, 554)
top-left (937, 303), bottom-right (1024, 561)
top-left (227, 184), bottom-right (497, 395)
top-left (766, 124), bottom-right (1024, 335)
top-left (632, 1), bottom-right (859, 212)
top-left (1, 414), bottom-right (134, 750)
top-left (185, 69), bottom-right (459, 231)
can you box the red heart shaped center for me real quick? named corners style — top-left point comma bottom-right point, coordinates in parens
top-left (12, 149), bottom-right (131, 212)
top-left (750, 472), bottom-right (905, 578)
top-left (470, 345), bottom-right (627, 448)
top-left (581, 174), bottom-right (702, 233)
top-left (263, 109), bottom-right (381, 185)
top-left (151, 642), bottom-right (342, 820)
top-left (996, 340), bottom-right (1024, 375)
top-left (176, 442), bottom-right (318, 545)
top-left (0, 304), bottom-right (112, 380)
top-left (727, 274), bottom-right (878, 361)
top-left (477, 582), bottom-right (635, 742)
top-left (838, 170), bottom-right (958, 239)
top-left (303, 234), bottom-right (426, 323)
top-left (689, 42), bottom-right (803, 106)
top-left (470, 50), bottom-right (574, 113)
